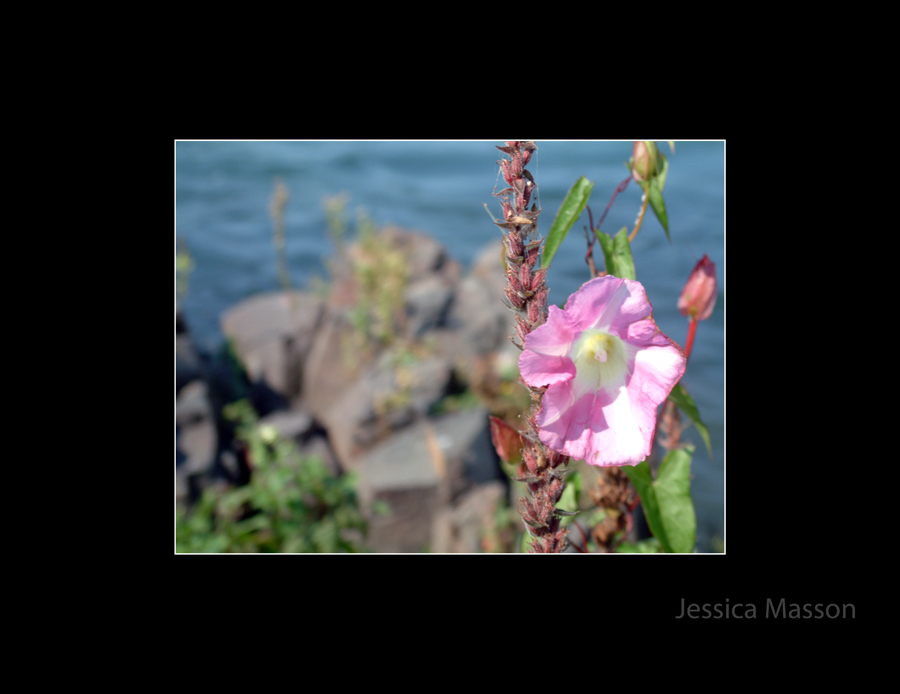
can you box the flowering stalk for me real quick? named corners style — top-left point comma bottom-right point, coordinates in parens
top-left (493, 141), bottom-right (570, 553)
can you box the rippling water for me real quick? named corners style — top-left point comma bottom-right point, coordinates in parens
top-left (175, 140), bottom-right (725, 550)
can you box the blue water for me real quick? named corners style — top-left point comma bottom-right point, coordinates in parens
top-left (175, 140), bottom-right (725, 551)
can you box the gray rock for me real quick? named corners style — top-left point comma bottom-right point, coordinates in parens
top-left (405, 276), bottom-right (454, 337)
top-left (321, 351), bottom-right (452, 471)
top-left (358, 408), bottom-right (500, 552)
top-left (176, 378), bottom-right (219, 505)
top-left (176, 379), bottom-right (213, 427)
top-left (431, 481), bottom-right (507, 553)
top-left (258, 409), bottom-right (315, 441)
top-left (221, 290), bottom-right (323, 402)
top-left (178, 420), bottom-right (217, 476)
top-left (382, 227), bottom-right (448, 280)
top-left (301, 313), bottom-right (368, 421)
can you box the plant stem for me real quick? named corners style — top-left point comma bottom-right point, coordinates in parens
top-left (628, 185), bottom-right (650, 243)
top-left (683, 317), bottom-right (698, 363)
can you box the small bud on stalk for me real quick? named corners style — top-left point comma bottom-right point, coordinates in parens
top-left (632, 140), bottom-right (660, 182)
top-left (678, 254), bottom-right (717, 321)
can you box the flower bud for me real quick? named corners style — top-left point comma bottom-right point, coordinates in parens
top-left (678, 254), bottom-right (717, 320)
top-left (632, 140), bottom-right (659, 182)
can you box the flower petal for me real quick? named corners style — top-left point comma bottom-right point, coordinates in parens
top-left (518, 304), bottom-right (579, 387)
top-left (565, 276), bottom-right (656, 337)
top-left (519, 351), bottom-right (576, 388)
top-left (624, 328), bottom-right (686, 440)
top-left (536, 379), bottom-right (596, 459)
top-left (522, 304), bottom-right (579, 356)
top-left (584, 386), bottom-right (653, 466)
top-left (537, 380), bottom-right (650, 466)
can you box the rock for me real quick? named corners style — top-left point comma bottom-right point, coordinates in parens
top-left (301, 312), bottom-right (369, 421)
top-left (220, 290), bottom-right (323, 407)
top-left (432, 243), bottom-right (518, 388)
top-left (381, 226), bottom-right (448, 280)
top-left (257, 409), bottom-right (315, 441)
top-left (321, 351), bottom-right (453, 471)
top-left (176, 379), bottom-right (218, 505)
top-left (176, 379), bottom-right (211, 424)
top-left (405, 275), bottom-right (454, 337)
top-left (431, 481), bottom-right (507, 553)
top-left (178, 419), bottom-right (217, 477)
top-left (358, 407), bottom-right (501, 552)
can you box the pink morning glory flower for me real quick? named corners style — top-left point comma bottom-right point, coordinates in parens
top-left (519, 276), bottom-right (686, 466)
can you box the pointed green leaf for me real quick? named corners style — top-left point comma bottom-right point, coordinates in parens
top-left (667, 383), bottom-right (712, 458)
top-left (656, 151), bottom-right (669, 192)
top-left (595, 226), bottom-right (636, 280)
top-left (542, 176), bottom-right (594, 268)
top-left (643, 177), bottom-right (669, 241)
top-left (624, 446), bottom-right (696, 553)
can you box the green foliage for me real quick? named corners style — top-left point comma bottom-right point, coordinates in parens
top-left (555, 469), bottom-right (582, 527)
top-left (323, 191), bottom-right (351, 248)
top-left (625, 446), bottom-right (696, 553)
top-left (342, 211), bottom-right (410, 353)
top-left (615, 537), bottom-right (662, 553)
top-left (176, 400), bottom-right (368, 553)
top-left (543, 176), bottom-right (594, 268)
top-left (595, 226), bottom-right (636, 280)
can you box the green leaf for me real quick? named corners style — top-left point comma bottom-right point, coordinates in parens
top-left (616, 537), bottom-right (662, 553)
top-left (654, 447), bottom-right (696, 553)
top-left (624, 447), bottom-right (696, 553)
top-left (542, 176), bottom-right (594, 268)
top-left (667, 383), bottom-right (712, 458)
top-left (595, 226), bottom-right (636, 280)
top-left (656, 152), bottom-right (669, 193)
top-left (645, 177), bottom-right (669, 241)
top-left (555, 470), bottom-right (581, 526)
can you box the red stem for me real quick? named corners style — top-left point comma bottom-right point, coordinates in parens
top-left (683, 318), bottom-right (698, 363)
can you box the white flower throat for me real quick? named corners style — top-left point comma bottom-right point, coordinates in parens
top-left (571, 329), bottom-right (628, 391)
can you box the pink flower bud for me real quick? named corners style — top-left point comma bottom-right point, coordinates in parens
top-left (632, 140), bottom-right (658, 182)
top-left (677, 254), bottom-right (717, 321)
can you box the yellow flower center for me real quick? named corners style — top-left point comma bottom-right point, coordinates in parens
top-left (571, 329), bottom-right (628, 392)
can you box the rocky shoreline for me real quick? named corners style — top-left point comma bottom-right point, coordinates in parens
top-left (176, 227), bottom-right (525, 552)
